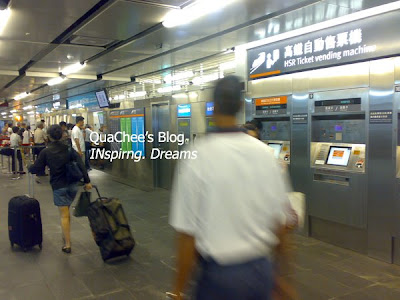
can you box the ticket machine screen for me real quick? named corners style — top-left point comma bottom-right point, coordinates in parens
top-left (326, 146), bottom-right (352, 166)
top-left (268, 143), bottom-right (282, 159)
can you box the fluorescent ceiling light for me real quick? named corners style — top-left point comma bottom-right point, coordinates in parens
top-left (47, 77), bottom-right (66, 86)
top-left (164, 71), bottom-right (194, 84)
top-left (10, 109), bottom-right (16, 113)
top-left (27, 111), bottom-right (34, 115)
top-left (8, 115), bottom-right (12, 118)
top-left (157, 85), bottom-right (182, 94)
top-left (189, 92), bottom-right (198, 99)
top-left (163, 0), bottom-right (236, 28)
top-left (172, 93), bottom-right (188, 99)
top-left (1, 112), bottom-right (6, 115)
top-left (0, 8), bottom-right (11, 35)
top-left (23, 105), bottom-right (33, 110)
top-left (61, 62), bottom-right (86, 75)
top-left (237, 0), bottom-right (400, 51)
top-left (128, 91), bottom-right (147, 98)
top-left (138, 79), bottom-right (162, 84)
top-left (192, 73), bottom-right (220, 85)
top-left (14, 92), bottom-right (30, 100)
top-left (220, 61), bottom-right (236, 71)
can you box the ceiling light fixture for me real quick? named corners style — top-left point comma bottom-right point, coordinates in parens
top-left (0, 7), bottom-right (11, 35)
top-left (172, 93), bottom-right (188, 99)
top-left (220, 61), bottom-right (236, 71)
top-left (10, 109), bottom-right (16, 113)
top-left (192, 72), bottom-right (220, 85)
top-left (157, 85), bottom-right (182, 94)
top-left (163, 0), bottom-right (236, 28)
top-left (164, 71), bottom-right (194, 84)
top-left (61, 62), bottom-right (86, 75)
top-left (23, 105), bottom-right (33, 110)
top-left (14, 92), bottom-right (30, 100)
top-left (47, 76), bottom-right (66, 86)
top-left (128, 91), bottom-right (147, 98)
top-left (1, 112), bottom-right (6, 115)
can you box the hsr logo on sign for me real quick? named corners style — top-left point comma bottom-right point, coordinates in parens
top-left (250, 49), bottom-right (280, 74)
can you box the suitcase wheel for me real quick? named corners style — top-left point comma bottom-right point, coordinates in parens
top-left (39, 244), bottom-right (42, 250)
top-left (10, 242), bottom-right (14, 248)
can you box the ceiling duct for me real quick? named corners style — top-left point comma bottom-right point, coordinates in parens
top-left (67, 35), bottom-right (117, 48)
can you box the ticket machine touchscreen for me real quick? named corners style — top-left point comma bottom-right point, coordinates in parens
top-left (326, 146), bottom-right (352, 167)
top-left (268, 143), bottom-right (283, 159)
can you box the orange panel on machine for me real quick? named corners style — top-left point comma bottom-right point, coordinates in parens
top-left (255, 96), bottom-right (288, 106)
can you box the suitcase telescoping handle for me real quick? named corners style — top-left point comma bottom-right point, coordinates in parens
top-left (28, 173), bottom-right (34, 198)
top-left (91, 185), bottom-right (101, 199)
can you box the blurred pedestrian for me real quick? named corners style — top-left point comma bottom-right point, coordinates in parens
top-left (169, 76), bottom-right (293, 300)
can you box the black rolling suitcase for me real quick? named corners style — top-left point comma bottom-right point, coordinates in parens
top-left (8, 174), bottom-right (42, 251)
top-left (87, 186), bottom-right (135, 261)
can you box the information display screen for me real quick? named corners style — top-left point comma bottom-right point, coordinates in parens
top-left (95, 90), bottom-right (109, 108)
top-left (177, 104), bottom-right (191, 118)
top-left (206, 102), bottom-right (214, 116)
top-left (326, 146), bottom-right (352, 166)
top-left (268, 143), bottom-right (282, 159)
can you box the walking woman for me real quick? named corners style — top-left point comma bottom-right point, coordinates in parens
top-left (29, 125), bottom-right (92, 253)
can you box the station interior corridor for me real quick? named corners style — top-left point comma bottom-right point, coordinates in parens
top-left (0, 169), bottom-right (399, 300)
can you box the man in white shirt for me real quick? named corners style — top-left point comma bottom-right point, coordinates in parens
top-left (71, 116), bottom-right (86, 163)
top-left (9, 126), bottom-right (25, 174)
top-left (169, 76), bottom-right (291, 300)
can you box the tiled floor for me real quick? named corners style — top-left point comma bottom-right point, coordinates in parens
top-left (1, 168), bottom-right (400, 299)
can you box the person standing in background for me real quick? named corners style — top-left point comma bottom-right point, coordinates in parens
top-left (41, 119), bottom-right (47, 135)
top-left (7, 123), bottom-right (13, 135)
top-left (33, 122), bottom-right (48, 176)
top-left (10, 126), bottom-right (25, 175)
top-left (71, 116), bottom-right (85, 163)
top-left (84, 124), bottom-right (93, 171)
top-left (2, 123), bottom-right (8, 135)
top-left (59, 121), bottom-right (70, 146)
top-left (169, 76), bottom-right (293, 300)
top-left (22, 125), bottom-right (32, 155)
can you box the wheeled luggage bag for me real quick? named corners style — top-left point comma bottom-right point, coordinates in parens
top-left (8, 174), bottom-right (42, 251)
top-left (87, 186), bottom-right (135, 261)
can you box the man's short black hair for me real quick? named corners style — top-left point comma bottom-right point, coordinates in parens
top-left (48, 124), bottom-right (63, 141)
top-left (214, 76), bottom-right (242, 116)
top-left (12, 126), bottom-right (19, 133)
top-left (249, 119), bottom-right (263, 131)
top-left (59, 121), bottom-right (67, 127)
top-left (76, 116), bottom-right (84, 124)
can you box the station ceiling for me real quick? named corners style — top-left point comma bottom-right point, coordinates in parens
top-left (0, 0), bottom-right (397, 110)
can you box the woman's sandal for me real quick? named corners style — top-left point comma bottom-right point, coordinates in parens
top-left (62, 246), bottom-right (71, 254)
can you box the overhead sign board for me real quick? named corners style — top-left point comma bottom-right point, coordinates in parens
top-left (67, 92), bottom-right (98, 109)
top-left (248, 10), bottom-right (400, 80)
